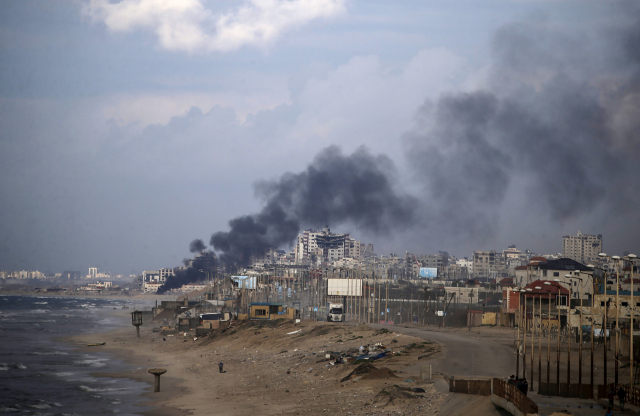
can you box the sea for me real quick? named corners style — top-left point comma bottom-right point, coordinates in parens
top-left (0, 295), bottom-right (154, 415)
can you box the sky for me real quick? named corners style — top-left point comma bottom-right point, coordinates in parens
top-left (0, 0), bottom-right (639, 275)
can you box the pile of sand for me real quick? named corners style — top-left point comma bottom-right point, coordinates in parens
top-left (340, 362), bottom-right (398, 382)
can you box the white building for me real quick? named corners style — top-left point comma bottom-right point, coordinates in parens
top-left (562, 231), bottom-right (602, 265)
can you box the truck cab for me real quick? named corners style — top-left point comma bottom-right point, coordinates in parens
top-left (327, 303), bottom-right (344, 322)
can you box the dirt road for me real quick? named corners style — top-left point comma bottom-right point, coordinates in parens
top-left (371, 324), bottom-right (517, 379)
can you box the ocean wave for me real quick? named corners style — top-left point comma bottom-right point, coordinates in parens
top-left (34, 302), bottom-right (48, 305)
top-left (30, 351), bottom-right (69, 356)
top-left (53, 371), bottom-right (76, 377)
top-left (75, 358), bottom-right (107, 367)
top-left (0, 363), bottom-right (9, 371)
top-left (27, 403), bottom-right (50, 409)
top-left (79, 385), bottom-right (127, 393)
top-left (0, 405), bottom-right (20, 412)
top-left (13, 363), bottom-right (26, 369)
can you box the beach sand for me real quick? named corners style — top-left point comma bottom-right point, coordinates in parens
top-left (67, 310), bottom-right (449, 415)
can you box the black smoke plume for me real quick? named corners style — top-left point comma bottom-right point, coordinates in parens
top-left (157, 249), bottom-right (218, 294)
top-left (210, 146), bottom-right (417, 267)
top-left (189, 239), bottom-right (206, 253)
top-left (405, 6), bottom-right (640, 249)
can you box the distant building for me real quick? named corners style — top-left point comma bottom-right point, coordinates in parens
top-left (88, 267), bottom-right (97, 279)
top-left (473, 250), bottom-right (505, 281)
top-left (61, 270), bottom-right (82, 280)
top-left (562, 231), bottom-right (602, 265)
top-left (294, 227), bottom-right (362, 264)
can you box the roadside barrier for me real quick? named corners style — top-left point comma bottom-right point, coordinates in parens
top-left (449, 377), bottom-right (538, 415)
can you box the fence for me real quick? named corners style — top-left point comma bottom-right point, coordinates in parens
top-left (492, 378), bottom-right (538, 415)
top-left (538, 382), bottom-right (593, 399)
top-left (448, 378), bottom-right (491, 395)
top-left (448, 377), bottom-right (538, 414)
top-left (598, 384), bottom-right (640, 406)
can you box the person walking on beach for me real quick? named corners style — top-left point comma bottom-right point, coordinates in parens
top-left (218, 362), bottom-right (224, 373)
top-left (617, 386), bottom-right (626, 411)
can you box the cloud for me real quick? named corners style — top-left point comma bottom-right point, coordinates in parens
top-left (85, 0), bottom-right (346, 52)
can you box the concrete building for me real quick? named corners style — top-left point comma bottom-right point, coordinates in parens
top-left (294, 227), bottom-right (361, 264)
top-left (88, 267), bottom-right (97, 279)
top-left (473, 250), bottom-right (505, 281)
top-left (562, 231), bottom-right (603, 265)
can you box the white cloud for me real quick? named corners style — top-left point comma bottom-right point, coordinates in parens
top-left (85, 0), bottom-right (346, 52)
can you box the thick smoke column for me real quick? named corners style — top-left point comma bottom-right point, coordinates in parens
top-left (406, 7), bottom-right (640, 247)
top-left (210, 146), bottom-right (417, 266)
top-left (157, 240), bottom-right (218, 294)
top-left (189, 239), bottom-right (207, 253)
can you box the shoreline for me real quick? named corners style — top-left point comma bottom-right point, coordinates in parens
top-left (0, 290), bottom-right (178, 303)
top-left (64, 308), bottom-right (449, 415)
top-left (56, 301), bottom-right (187, 415)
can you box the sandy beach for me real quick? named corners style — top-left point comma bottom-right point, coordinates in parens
top-left (67, 308), bottom-right (449, 416)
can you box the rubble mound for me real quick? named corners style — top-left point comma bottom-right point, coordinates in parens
top-left (360, 366), bottom-right (398, 380)
top-left (340, 362), bottom-right (398, 382)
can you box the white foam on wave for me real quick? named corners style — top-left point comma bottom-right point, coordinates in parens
top-left (75, 358), bottom-right (108, 367)
top-left (34, 302), bottom-right (48, 305)
top-left (0, 405), bottom-right (20, 412)
top-left (31, 351), bottom-right (68, 356)
top-left (13, 363), bottom-right (26, 369)
top-left (27, 403), bottom-right (50, 409)
top-left (79, 385), bottom-right (127, 393)
top-left (0, 363), bottom-right (9, 371)
top-left (53, 371), bottom-right (76, 377)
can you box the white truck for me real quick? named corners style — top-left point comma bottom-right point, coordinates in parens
top-left (327, 302), bottom-right (345, 322)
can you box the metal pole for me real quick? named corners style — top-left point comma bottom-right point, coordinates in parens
top-left (568, 284), bottom-right (571, 388)
top-left (539, 292), bottom-right (542, 392)
top-left (616, 258), bottom-right (620, 386)
top-left (579, 277), bottom-right (583, 395)
top-left (557, 288), bottom-right (561, 396)
top-left (589, 270), bottom-right (595, 396)
top-left (548, 286), bottom-right (551, 386)
top-left (517, 289), bottom-right (521, 379)
top-left (631, 255), bottom-right (637, 392)
top-left (605, 291), bottom-right (608, 386)
top-left (531, 291), bottom-right (535, 390)
top-left (524, 292), bottom-right (527, 380)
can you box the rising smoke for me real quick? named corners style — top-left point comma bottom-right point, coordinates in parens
top-left (160, 6), bottom-right (640, 292)
top-left (211, 146), bottom-right (417, 265)
top-left (158, 146), bottom-right (416, 292)
top-left (405, 7), bottom-right (640, 248)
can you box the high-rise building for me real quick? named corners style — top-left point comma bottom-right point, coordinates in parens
top-left (562, 231), bottom-right (602, 265)
top-left (88, 267), bottom-right (97, 279)
top-left (294, 227), bottom-right (361, 264)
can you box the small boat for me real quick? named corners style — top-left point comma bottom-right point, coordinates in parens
top-left (87, 342), bottom-right (106, 346)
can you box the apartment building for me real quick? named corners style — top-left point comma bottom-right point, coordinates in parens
top-left (294, 227), bottom-right (361, 264)
top-left (562, 231), bottom-right (602, 265)
top-left (473, 250), bottom-right (505, 281)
